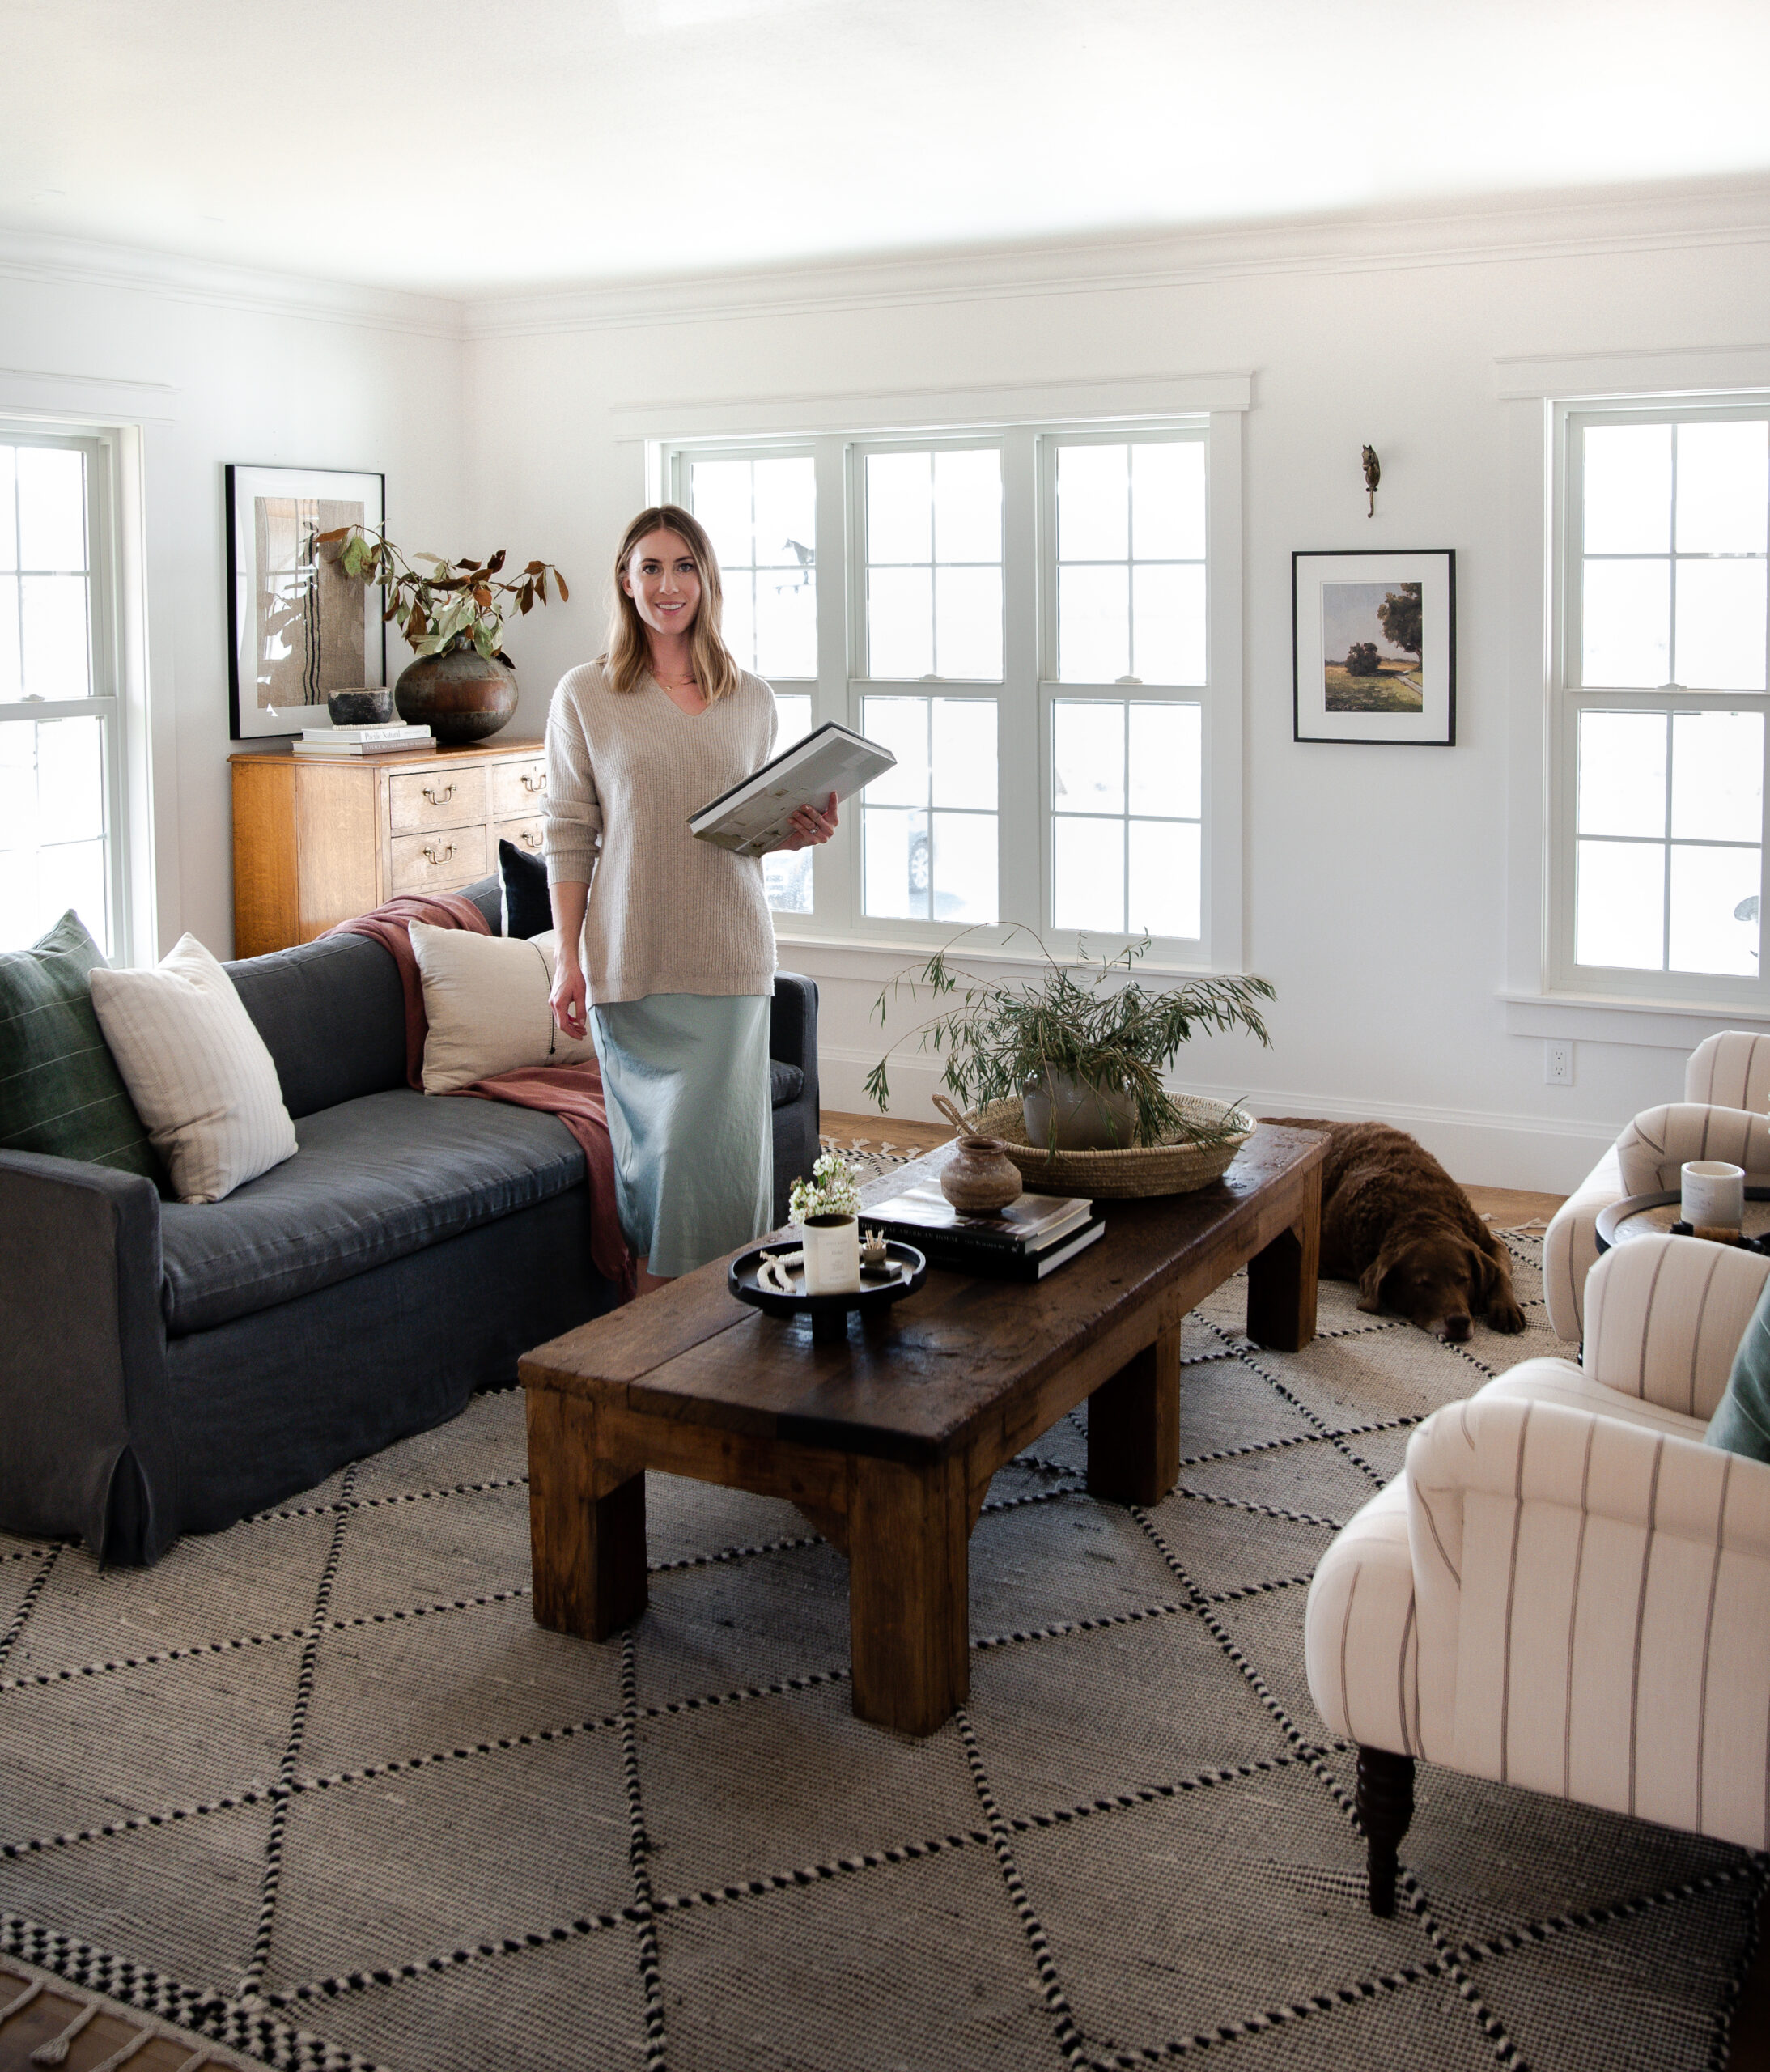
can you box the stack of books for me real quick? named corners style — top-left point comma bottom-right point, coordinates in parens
top-left (860, 1181), bottom-right (1104, 1281)
top-left (292, 722), bottom-right (436, 758)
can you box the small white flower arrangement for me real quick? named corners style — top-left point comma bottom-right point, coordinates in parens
top-left (789, 1148), bottom-right (861, 1225)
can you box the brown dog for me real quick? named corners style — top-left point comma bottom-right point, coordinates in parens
top-left (1266, 1120), bottom-right (1526, 1342)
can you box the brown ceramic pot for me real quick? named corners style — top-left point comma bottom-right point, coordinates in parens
top-left (939, 1132), bottom-right (1023, 1213)
top-left (393, 647), bottom-right (518, 745)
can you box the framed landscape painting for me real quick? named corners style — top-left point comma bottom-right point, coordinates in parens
top-left (227, 464), bottom-right (386, 740)
top-left (1292, 549), bottom-right (1455, 745)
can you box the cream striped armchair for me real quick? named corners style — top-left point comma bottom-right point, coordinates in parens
top-left (1305, 1229), bottom-right (1770, 1914)
top-left (1544, 1030), bottom-right (1770, 1342)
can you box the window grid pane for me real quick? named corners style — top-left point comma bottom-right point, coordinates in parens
top-left (0, 439), bottom-right (111, 957)
top-left (1052, 698), bottom-right (1201, 942)
top-left (687, 454), bottom-right (816, 681)
top-left (860, 694), bottom-right (997, 923)
top-left (864, 448), bottom-right (1003, 681)
top-left (1579, 421), bottom-right (1769, 694)
top-left (1573, 705), bottom-right (1763, 976)
top-left (1055, 439), bottom-right (1205, 686)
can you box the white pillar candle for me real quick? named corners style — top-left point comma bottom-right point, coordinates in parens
top-left (1681, 1161), bottom-right (1746, 1234)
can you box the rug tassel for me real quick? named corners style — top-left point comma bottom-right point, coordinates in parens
top-left (88, 2028), bottom-right (155, 2071)
top-left (0, 1978), bottom-right (45, 2025)
top-left (31, 1999), bottom-right (98, 2064)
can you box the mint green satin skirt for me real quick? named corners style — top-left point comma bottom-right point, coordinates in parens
top-left (590, 992), bottom-right (774, 1278)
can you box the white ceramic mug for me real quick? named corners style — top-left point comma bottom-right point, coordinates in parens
top-left (800, 1213), bottom-right (861, 1295)
top-left (1681, 1160), bottom-right (1746, 1235)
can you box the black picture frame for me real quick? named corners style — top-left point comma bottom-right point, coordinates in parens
top-left (226, 463), bottom-right (387, 740)
top-left (1292, 548), bottom-right (1456, 745)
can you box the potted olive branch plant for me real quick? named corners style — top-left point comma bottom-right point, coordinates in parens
top-left (315, 524), bottom-right (569, 744)
top-left (864, 928), bottom-right (1275, 1156)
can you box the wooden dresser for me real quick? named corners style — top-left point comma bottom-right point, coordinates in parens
top-left (230, 737), bottom-right (549, 957)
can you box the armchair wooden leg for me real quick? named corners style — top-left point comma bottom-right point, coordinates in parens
top-left (1355, 1745), bottom-right (1415, 1917)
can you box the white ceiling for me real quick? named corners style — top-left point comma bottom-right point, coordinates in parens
top-left (6, 0), bottom-right (1770, 298)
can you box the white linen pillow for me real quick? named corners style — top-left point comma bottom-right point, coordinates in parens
top-left (409, 923), bottom-right (596, 1094)
top-left (89, 933), bottom-right (298, 1204)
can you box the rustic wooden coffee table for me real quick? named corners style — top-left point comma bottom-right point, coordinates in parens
top-left (520, 1123), bottom-right (1326, 1736)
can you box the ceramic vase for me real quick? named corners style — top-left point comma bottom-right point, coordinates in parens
top-left (394, 647), bottom-right (518, 746)
top-left (939, 1133), bottom-right (1022, 1212)
top-left (1021, 1070), bottom-right (1140, 1153)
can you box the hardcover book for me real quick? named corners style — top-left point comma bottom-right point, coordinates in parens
top-left (690, 721), bottom-right (896, 856)
top-left (862, 1183), bottom-right (1094, 1254)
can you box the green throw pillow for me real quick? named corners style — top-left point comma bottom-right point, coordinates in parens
top-left (1707, 1274), bottom-right (1770, 1463)
top-left (0, 910), bottom-right (163, 1183)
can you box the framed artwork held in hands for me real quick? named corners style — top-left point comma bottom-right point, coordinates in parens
top-left (1292, 549), bottom-right (1455, 745)
top-left (226, 464), bottom-right (386, 740)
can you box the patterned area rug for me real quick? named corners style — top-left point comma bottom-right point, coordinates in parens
top-left (1, 1183), bottom-right (1762, 2071)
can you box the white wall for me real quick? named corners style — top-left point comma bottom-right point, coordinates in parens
top-left (0, 232), bottom-right (465, 961)
top-left (10, 189), bottom-right (1769, 1191)
top-left (462, 190), bottom-right (1770, 1191)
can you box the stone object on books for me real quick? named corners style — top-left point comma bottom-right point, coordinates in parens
top-left (937, 1130), bottom-right (1022, 1213)
top-left (326, 686), bottom-right (395, 726)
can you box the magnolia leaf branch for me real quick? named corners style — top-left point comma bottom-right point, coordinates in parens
top-left (315, 525), bottom-right (569, 664)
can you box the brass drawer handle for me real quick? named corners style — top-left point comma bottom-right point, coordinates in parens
top-left (422, 782), bottom-right (456, 805)
top-left (520, 830), bottom-right (542, 851)
top-left (423, 842), bottom-right (456, 866)
top-left (521, 771), bottom-right (545, 793)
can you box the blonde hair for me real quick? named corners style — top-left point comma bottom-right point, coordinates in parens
top-left (604, 505), bottom-right (742, 703)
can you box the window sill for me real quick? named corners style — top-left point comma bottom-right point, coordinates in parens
top-left (1500, 989), bottom-right (1770, 1049)
top-left (773, 926), bottom-right (1228, 985)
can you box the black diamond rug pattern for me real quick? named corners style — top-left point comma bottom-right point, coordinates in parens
top-left (1, 1227), bottom-right (1764, 2071)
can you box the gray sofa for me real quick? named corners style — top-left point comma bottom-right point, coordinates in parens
top-left (0, 877), bottom-right (820, 1566)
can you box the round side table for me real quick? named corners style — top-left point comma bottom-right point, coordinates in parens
top-left (1594, 1187), bottom-right (1770, 1255)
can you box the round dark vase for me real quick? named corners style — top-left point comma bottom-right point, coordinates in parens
top-left (393, 647), bottom-right (519, 746)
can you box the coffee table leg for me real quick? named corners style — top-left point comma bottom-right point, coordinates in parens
top-left (848, 1454), bottom-right (969, 1735)
top-left (1246, 1169), bottom-right (1322, 1352)
top-left (526, 1388), bottom-right (648, 1641)
top-left (1088, 1327), bottom-right (1182, 1505)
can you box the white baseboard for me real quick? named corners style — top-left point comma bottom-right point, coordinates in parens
top-left (816, 1045), bottom-right (1619, 1196)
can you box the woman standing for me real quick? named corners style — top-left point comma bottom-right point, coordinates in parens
top-left (543, 505), bottom-right (835, 1293)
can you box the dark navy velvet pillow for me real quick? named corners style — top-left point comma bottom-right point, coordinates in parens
top-left (499, 839), bottom-right (553, 940)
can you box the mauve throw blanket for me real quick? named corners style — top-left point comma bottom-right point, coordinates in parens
top-left (330, 894), bottom-right (635, 1301)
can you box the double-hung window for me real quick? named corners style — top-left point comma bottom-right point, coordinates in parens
top-left (668, 417), bottom-right (1223, 963)
top-left (1553, 402), bottom-right (1770, 1002)
top-left (0, 427), bottom-right (126, 958)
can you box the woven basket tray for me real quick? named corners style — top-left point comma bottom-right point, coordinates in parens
top-left (964, 1096), bottom-right (1257, 1199)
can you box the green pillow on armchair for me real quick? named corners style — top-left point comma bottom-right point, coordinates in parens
top-left (1708, 1272), bottom-right (1770, 1462)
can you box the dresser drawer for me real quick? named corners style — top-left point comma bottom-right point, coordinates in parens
top-left (496, 815), bottom-right (546, 860)
top-left (389, 823), bottom-right (487, 894)
top-left (388, 766), bottom-right (486, 834)
top-left (490, 758), bottom-right (548, 819)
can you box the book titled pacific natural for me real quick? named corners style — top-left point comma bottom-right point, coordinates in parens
top-left (690, 721), bottom-right (896, 856)
top-left (862, 1182), bottom-right (1106, 1280)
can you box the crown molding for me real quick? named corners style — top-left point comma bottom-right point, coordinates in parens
top-left (463, 175), bottom-right (1770, 341)
top-left (0, 227), bottom-right (465, 341)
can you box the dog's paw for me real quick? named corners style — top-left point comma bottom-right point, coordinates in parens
top-left (1489, 1300), bottom-right (1527, 1334)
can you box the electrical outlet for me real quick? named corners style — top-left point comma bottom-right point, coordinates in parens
top-left (1544, 1041), bottom-right (1573, 1086)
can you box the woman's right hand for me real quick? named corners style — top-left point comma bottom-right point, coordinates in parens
top-left (550, 955), bottom-right (588, 1041)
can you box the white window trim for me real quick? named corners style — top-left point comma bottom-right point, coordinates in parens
top-left (0, 419), bottom-right (134, 964)
top-left (1498, 346), bottom-right (1770, 1046)
top-left (652, 376), bottom-right (1246, 975)
top-left (0, 373), bottom-right (172, 967)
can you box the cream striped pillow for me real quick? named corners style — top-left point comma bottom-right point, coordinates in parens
top-left (89, 934), bottom-right (297, 1204)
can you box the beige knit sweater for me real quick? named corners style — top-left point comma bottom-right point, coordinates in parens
top-left (541, 659), bottom-right (779, 1004)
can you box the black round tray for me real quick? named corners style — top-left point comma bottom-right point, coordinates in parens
top-left (1594, 1185), bottom-right (1770, 1256)
top-left (728, 1238), bottom-right (927, 1342)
